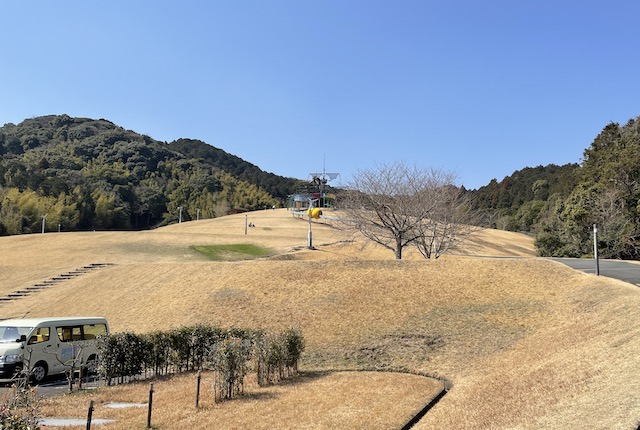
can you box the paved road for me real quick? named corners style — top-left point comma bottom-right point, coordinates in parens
top-left (0, 374), bottom-right (101, 398)
top-left (550, 258), bottom-right (640, 286)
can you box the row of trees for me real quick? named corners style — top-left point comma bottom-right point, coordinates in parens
top-left (0, 169), bottom-right (276, 234)
top-left (97, 325), bottom-right (305, 401)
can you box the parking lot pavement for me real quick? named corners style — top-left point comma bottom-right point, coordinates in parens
top-left (1, 375), bottom-right (102, 398)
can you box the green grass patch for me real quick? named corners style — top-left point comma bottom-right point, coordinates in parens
top-left (191, 244), bottom-right (273, 261)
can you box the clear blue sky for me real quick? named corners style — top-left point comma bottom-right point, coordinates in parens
top-left (1, 1), bottom-right (639, 190)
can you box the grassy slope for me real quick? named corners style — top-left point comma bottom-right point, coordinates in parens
top-left (1, 209), bottom-right (638, 429)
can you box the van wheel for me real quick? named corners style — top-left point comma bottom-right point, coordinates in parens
top-left (84, 355), bottom-right (98, 376)
top-left (31, 362), bottom-right (48, 383)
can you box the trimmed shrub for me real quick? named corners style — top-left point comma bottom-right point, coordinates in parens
top-left (208, 337), bottom-right (252, 402)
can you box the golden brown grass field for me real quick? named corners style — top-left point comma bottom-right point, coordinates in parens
top-left (1, 209), bottom-right (639, 429)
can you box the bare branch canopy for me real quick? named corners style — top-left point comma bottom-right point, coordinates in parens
top-left (337, 161), bottom-right (478, 260)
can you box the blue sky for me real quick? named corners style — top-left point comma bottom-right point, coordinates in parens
top-left (1, 1), bottom-right (639, 190)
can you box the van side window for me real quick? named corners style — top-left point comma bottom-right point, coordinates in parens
top-left (57, 324), bottom-right (106, 341)
top-left (83, 324), bottom-right (107, 339)
top-left (57, 326), bottom-right (82, 342)
top-left (27, 327), bottom-right (50, 345)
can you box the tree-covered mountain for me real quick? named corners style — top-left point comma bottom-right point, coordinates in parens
top-left (469, 115), bottom-right (640, 259)
top-left (535, 117), bottom-right (640, 259)
top-left (0, 115), bottom-right (305, 234)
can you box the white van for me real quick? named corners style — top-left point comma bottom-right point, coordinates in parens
top-left (0, 317), bottom-right (109, 383)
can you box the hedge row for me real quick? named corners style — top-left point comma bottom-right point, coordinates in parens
top-left (96, 325), bottom-right (304, 400)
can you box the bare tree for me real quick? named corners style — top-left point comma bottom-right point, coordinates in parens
top-left (338, 162), bottom-right (475, 259)
top-left (44, 342), bottom-right (86, 392)
top-left (413, 183), bottom-right (479, 259)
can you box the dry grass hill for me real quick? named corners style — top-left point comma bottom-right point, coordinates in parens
top-left (1, 209), bottom-right (639, 429)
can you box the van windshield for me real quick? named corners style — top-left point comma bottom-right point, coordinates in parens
top-left (0, 326), bottom-right (32, 343)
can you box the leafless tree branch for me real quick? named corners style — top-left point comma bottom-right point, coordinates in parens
top-left (337, 161), bottom-right (478, 259)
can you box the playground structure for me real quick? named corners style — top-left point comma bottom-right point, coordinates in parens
top-left (287, 165), bottom-right (339, 211)
top-left (309, 168), bottom-right (339, 208)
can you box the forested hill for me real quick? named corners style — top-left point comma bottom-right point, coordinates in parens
top-left (0, 114), bottom-right (304, 234)
top-left (168, 138), bottom-right (297, 201)
top-left (468, 163), bottom-right (579, 230)
top-left (468, 115), bottom-right (640, 260)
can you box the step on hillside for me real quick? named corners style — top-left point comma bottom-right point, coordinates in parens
top-left (0, 263), bottom-right (115, 304)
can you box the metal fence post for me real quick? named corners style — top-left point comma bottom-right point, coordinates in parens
top-left (147, 383), bottom-right (154, 428)
top-left (86, 400), bottom-right (94, 430)
top-left (196, 370), bottom-right (202, 410)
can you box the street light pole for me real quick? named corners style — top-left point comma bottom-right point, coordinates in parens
top-left (41, 215), bottom-right (46, 234)
top-left (307, 198), bottom-right (314, 249)
top-left (593, 224), bottom-right (600, 276)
